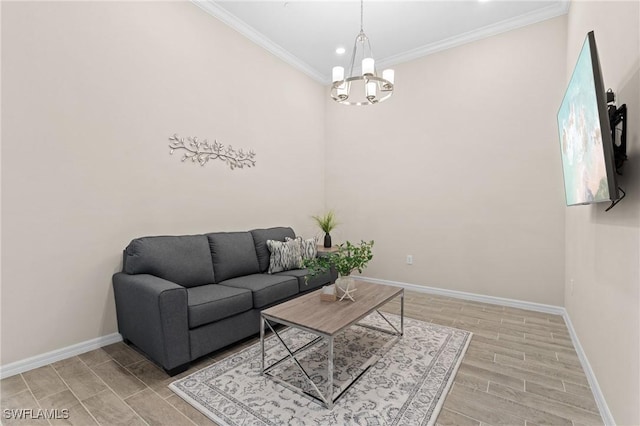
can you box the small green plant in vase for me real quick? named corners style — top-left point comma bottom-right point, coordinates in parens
top-left (312, 210), bottom-right (338, 248)
top-left (304, 240), bottom-right (374, 301)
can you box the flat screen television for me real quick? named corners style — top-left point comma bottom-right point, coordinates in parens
top-left (557, 31), bottom-right (621, 207)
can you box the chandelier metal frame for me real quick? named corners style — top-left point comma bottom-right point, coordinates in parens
top-left (331, 0), bottom-right (394, 106)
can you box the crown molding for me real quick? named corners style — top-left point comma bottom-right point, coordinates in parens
top-left (192, 0), bottom-right (569, 86)
top-left (376, 0), bottom-right (570, 71)
top-left (191, 0), bottom-right (327, 84)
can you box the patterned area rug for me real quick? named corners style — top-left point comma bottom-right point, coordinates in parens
top-left (170, 314), bottom-right (471, 426)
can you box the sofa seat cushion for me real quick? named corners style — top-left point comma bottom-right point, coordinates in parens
top-left (276, 268), bottom-right (333, 293)
top-left (219, 274), bottom-right (298, 309)
top-left (187, 284), bottom-right (253, 328)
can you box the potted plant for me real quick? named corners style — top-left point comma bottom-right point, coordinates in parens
top-left (304, 240), bottom-right (374, 301)
top-left (312, 210), bottom-right (338, 248)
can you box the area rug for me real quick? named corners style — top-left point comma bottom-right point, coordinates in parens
top-left (170, 314), bottom-right (472, 426)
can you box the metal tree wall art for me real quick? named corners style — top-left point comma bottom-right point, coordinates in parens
top-left (168, 134), bottom-right (256, 170)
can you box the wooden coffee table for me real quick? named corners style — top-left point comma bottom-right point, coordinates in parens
top-left (260, 280), bottom-right (404, 409)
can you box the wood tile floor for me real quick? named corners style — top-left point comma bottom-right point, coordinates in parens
top-left (0, 291), bottom-right (603, 425)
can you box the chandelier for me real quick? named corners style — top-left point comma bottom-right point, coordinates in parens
top-left (331, 0), bottom-right (394, 106)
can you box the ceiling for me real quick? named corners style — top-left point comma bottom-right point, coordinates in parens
top-left (194, 0), bottom-right (569, 84)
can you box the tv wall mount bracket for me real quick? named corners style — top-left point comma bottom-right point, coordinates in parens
top-left (605, 89), bottom-right (627, 211)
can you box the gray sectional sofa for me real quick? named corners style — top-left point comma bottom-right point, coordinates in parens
top-left (112, 227), bottom-right (336, 375)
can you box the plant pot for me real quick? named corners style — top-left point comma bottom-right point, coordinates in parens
top-left (335, 276), bottom-right (356, 301)
top-left (323, 233), bottom-right (332, 248)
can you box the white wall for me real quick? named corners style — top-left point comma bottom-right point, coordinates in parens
top-left (1, 1), bottom-right (325, 365)
top-left (4, 9), bottom-right (638, 424)
top-left (564, 1), bottom-right (640, 424)
top-left (325, 16), bottom-right (567, 306)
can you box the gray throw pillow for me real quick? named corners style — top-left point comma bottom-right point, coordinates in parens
top-left (266, 239), bottom-right (302, 274)
top-left (286, 236), bottom-right (318, 261)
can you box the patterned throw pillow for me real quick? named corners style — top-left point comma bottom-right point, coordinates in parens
top-left (286, 236), bottom-right (318, 261)
top-left (266, 239), bottom-right (302, 274)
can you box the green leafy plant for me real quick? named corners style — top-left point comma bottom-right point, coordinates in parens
top-left (312, 210), bottom-right (338, 234)
top-left (304, 240), bottom-right (374, 278)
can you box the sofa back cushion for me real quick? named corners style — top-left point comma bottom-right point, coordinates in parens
top-left (207, 232), bottom-right (261, 282)
top-left (250, 227), bottom-right (296, 273)
top-left (123, 235), bottom-right (215, 288)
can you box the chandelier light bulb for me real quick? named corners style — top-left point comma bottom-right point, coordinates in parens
top-left (337, 83), bottom-right (349, 101)
top-left (366, 81), bottom-right (377, 101)
top-left (332, 66), bottom-right (345, 84)
top-left (362, 58), bottom-right (375, 76)
top-left (382, 69), bottom-right (395, 89)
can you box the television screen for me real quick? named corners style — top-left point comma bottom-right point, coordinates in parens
top-left (557, 31), bottom-right (619, 206)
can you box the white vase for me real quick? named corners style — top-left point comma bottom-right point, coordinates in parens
top-left (335, 276), bottom-right (356, 301)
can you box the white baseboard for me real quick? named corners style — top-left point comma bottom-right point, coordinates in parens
top-left (0, 333), bottom-right (122, 379)
top-left (357, 276), bottom-right (565, 315)
top-left (561, 313), bottom-right (616, 425)
top-left (358, 276), bottom-right (614, 424)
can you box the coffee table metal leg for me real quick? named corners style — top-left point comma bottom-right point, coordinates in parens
top-left (262, 319), bottom-right (331, 408)
top-left (401, 290), bottom-right (404, 336)
top-left (260, 316), bottom-right (265, 373)
top-left (327, 335), bottom-right (334, 409)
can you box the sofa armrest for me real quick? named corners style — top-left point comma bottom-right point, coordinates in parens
top-left (112, 273), bottom-right (189, 371)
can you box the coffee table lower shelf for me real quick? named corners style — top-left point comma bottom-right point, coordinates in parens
top-left (259, 289), bottom-right (404, 410)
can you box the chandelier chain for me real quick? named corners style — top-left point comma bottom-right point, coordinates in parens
top-left (360, 0), bottom-right (364, 32)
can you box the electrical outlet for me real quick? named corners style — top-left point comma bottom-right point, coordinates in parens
top-left (406, 255), bottom-right (413, 265)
